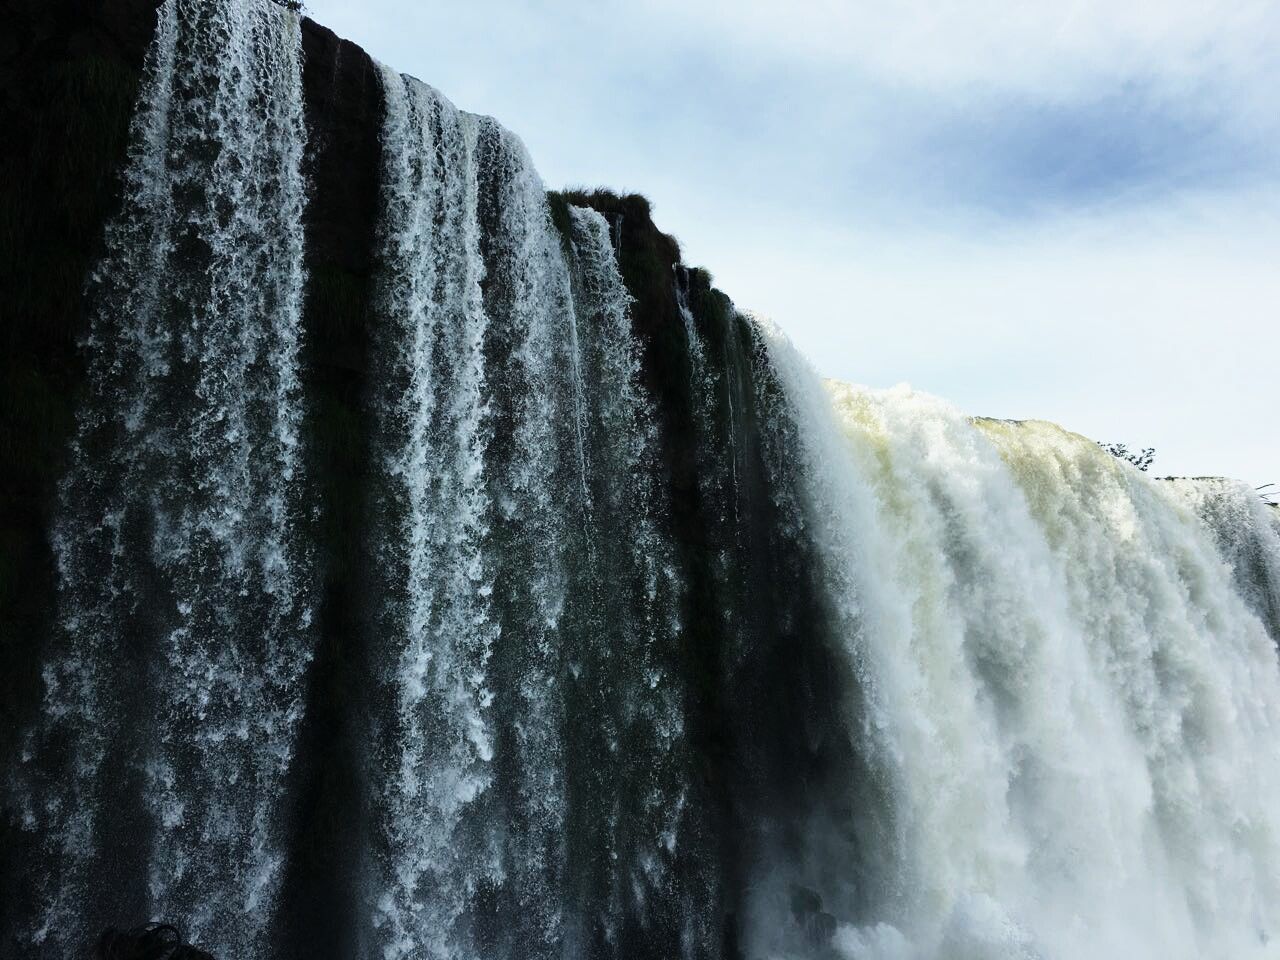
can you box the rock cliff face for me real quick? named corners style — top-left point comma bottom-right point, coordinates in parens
top-left (2, 34), bottom-right (162, 951)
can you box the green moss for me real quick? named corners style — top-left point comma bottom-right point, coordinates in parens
top-left (689, 266), bottom-right (715, 288)
top-left (560, 190), bottom-right (678, 292)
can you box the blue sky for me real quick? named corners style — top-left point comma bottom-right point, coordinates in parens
top-left (308, 0), bottom-right (1279, 485)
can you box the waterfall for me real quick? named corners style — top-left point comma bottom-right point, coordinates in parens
top-left (6, 2), bottom-right (1280, 958)
top-left (20, 0), bottom-right (312, 955)
top-left (367, 69), bottom-right (698, 960)
top-left (369, 67), bottom-right (503, 960)
top-left (756, 318), bottom-right (1280, 960)
top-left (1166, 478), bottom-right (1280, 645)
top-left (561, 206), bottom-right (701, 957)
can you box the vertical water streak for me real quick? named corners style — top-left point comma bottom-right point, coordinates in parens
top-left (563, 206), bottom-right (697, 956)
top-left (27, 0), bottom-right (313, 954)
top-left (368, 89), bottom-right (702, 953)
top-left (675, 265), bottom-right (746, 543)
top-left (676, 286), bottom-right (862, 957)
top-left (673, 266), bottom-right (705, 376)
top-left (370, 67), bottom-right (499, 960)
top-left (1166, 478), bottom-right (1280, 645)
top-left (469, 120), bottom-right (582, 960)
top-left (21, 3), bottom-right (183, 945)
top-left (144, 5), bottom-right (313, 944)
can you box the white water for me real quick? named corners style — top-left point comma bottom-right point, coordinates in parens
top-left (563, 209), bottom-right (696, 953)
top-left (1167, 478), bottom-right (1280, 645)
top-left (369, 69), bottom-right (696, 958)
top-left (26, 0), bottom-right (312, 954)
top-left (371, 67), bottom-right (501, 960)
top-left (757, 320), bottom-right (1280, 960)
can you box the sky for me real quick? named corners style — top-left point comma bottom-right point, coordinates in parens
top-left (308, 0), bottom-right (1279, 486)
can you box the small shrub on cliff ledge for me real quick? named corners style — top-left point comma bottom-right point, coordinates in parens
top-left (1099, 442), bottom-right (1155, 472)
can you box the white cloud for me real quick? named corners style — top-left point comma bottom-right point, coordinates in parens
top-left (682, 185), bottom-right (1280, 485)
top-left (647, 0), bottom-right (1279, 108)
top-left (303, 0), bottom-right (1280, 485)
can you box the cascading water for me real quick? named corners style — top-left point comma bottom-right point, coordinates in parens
top-left (560, 206), bottom-right (703, 958)
top-left (754, 317), bottom-right (1280, 959)
top-left (979, 419), bottom-right (1280, 959)
top-left (366, 69), bottom-right (700, 960)
top-left (369, 67), bottom-right (503, 960)
top-left (1166, 478), bottom-right (1280, 645)
top-left (5, 2), bottom-right (1280, 958)
top-left (16, 0), bottom-right (312, 955)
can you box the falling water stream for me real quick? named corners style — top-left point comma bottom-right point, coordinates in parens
top-left (365, 71), bottom-right (698, 960)
top-left (757, 317), bottom-right (1280, 960)
top-left (23, 1), bottom-right (312, 955)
